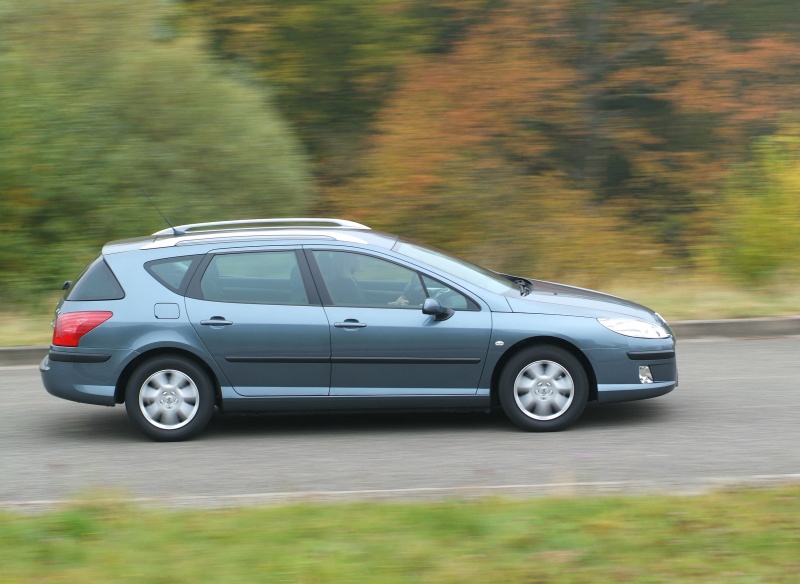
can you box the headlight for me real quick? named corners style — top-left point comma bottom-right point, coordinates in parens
top-left (598, 317), bottom-right (670, 339)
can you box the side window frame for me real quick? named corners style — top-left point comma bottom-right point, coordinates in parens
top-left (185, 249), bottom-right (321, 306)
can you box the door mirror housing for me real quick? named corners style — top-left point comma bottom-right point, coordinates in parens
top-left (422, 298), bottom-right (454, 321)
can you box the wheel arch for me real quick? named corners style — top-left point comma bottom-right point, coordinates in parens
top-left (114, 348), bottom-right (222, 407)
top-left (490, 336), bottom-right (598, 406)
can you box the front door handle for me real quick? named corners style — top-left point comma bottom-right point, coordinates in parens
top-left (334, 320), bottom-right (367, 329)
top-left (200, 317), bottom-right (233, 326)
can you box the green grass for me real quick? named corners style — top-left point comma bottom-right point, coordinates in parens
top-left (1, 486), bottom-right (798, 582)
top-left (0, 311), bottom-right (54, 347)
top-left (604, 275), bottom-right (800, 322)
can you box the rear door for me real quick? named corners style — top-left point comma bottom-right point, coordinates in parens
top-left (185, 248), bottom-right (331, 396)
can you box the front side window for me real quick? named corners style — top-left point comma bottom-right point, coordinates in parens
top-left (313, 251), bottom-right (425, 308)
top-left (421, 275), bottom-right (475, 311)
top-left (393, 240), bottom-right (517, 294)
top-left (199, 251), bottom-right (308, 305)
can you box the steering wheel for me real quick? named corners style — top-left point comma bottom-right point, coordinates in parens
top-left (401, 277), bottom-right (426, 305)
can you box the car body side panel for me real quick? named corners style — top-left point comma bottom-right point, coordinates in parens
top-left (220, 394), bottom-right (492, 413)
top-left (185, 299), bottom-right (332, 396)
top-left (323, 305), bottom-right (492, 396)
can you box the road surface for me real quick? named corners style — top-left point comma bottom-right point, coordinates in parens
top-left (2, 337), bottom-right (799, 508)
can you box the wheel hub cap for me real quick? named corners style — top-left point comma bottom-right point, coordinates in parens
top-left (160, 390), bottom-right (179, 408)
top-left (514, 360), bottom-right (575, 421)
top-left (139, 369), bottom-right (200, 430)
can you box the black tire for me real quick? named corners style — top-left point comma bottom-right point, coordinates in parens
top-left (498, 345), bottom-right (589, 432)
top-left (125, 355), bottom-right (215, 441)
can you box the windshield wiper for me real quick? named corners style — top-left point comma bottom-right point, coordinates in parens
top-left (515, 278), bottom-right (533, 296)
top-left (497, 272), bottom-right (534, 296)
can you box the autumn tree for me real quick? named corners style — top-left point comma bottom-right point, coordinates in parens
top-left (184, 0), bottom-right (496, 184)
top-left (326, 0), bottom-right (800, 284)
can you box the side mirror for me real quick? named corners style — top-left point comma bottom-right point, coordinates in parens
top-left (422, 298), bottom-right (454, 321)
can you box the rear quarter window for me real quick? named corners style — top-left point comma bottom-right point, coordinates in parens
top-left (67, 257), bottom-right (125, 301)
top-left (145, 256), bottom-right (200, 294)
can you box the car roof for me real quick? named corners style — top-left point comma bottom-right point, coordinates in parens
top-left (101, 218), bottom-right (399, 255)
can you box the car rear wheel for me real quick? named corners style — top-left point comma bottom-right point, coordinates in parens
top-left (125, 356), bottom-right (215, 441)
top-left (499, 345), bottom-right (588, 432)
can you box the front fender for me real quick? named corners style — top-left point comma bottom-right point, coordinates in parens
top-left (478, 312), bottom-right (628, 394)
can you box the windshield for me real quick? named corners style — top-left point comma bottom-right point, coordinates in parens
top-left (393, 240), bottom-right (518, 294)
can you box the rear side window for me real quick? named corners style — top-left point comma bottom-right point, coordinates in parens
top-left (67, 257), bottom-right (125, 301)
top-left (199, 251), bottom-right (309, 305)
top-left (145, 256), bottom-right (200, 294)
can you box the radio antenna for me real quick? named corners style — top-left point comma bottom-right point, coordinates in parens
top-left (142, 190), bottom-right (178, 236)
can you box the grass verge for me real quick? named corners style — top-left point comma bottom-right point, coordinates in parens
top-left (604, 275), bottom-right (800, 322)
top-left (0, 311), bottom-right (54, 347)
top-left (1, 486), bottom-right (798, 582)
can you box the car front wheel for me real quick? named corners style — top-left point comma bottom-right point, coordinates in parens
top-left (499, 345), bottom-right (589, 432)
top-left (125, 356), bottom-right (215, 441)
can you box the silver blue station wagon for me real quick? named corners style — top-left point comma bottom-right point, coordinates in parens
top-left (41, 219), bottom-right (677, 441)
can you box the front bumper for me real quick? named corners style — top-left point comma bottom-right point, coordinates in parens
top-left (596, 380), bottom-right (676, 403)
top-left (587, 340), bottom-right (678, 404)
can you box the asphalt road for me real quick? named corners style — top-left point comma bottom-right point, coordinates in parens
top-left (2, 337), bottom-right (799, 509)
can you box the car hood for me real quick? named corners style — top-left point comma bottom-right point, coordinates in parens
top-left (506, 279), bottom-right (662, 322)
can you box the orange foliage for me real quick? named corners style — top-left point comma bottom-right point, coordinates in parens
top-left (326, 0), bottom-right (800, 284)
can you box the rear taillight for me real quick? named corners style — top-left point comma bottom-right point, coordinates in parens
top-left (52, 311), bottom-right (113, 347)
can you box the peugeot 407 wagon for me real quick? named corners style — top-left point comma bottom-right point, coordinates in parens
top-left (41, 218), bottom-right (677, 441)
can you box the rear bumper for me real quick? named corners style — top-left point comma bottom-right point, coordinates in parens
top-left (39, 349), bottom-right (129, 406)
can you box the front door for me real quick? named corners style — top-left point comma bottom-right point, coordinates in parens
top-left (309, 250), bottom-right (492, 396)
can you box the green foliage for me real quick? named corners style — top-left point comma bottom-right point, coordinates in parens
top-left (696, 0), bottom-right (800, 41)
top-left (0, 0), bottom-right (311, 304)
top-left (185, 0), bottom-right (496, 178)
top-left (1, 486), bottom-right (799, 582)
top-left (716, 126), bottom-right (800, 284)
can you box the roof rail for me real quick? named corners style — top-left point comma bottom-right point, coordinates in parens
top-left (152, 218), bottom-right (370, 237)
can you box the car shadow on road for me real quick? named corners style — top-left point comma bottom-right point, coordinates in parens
top-left (45, 397), bottom-right (676, 442)
top-left (44, 407), bottom-right (140, 441)
top-left (204, 398), bottom-right (675, 438)
top-left (204, 409), bottom-right (509, 438)
top-left (577, 399), bottom-right (675, 429)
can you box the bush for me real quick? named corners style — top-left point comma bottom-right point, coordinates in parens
top-left (0, 0), bottom-right (312, 304)
top-left (716, 127), bottom-right (800, 284)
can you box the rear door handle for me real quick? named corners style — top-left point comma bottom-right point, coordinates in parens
top-left (200, 317), bottom-right (233, 326)
top-left (334, 320), bottom-right (367, 329)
